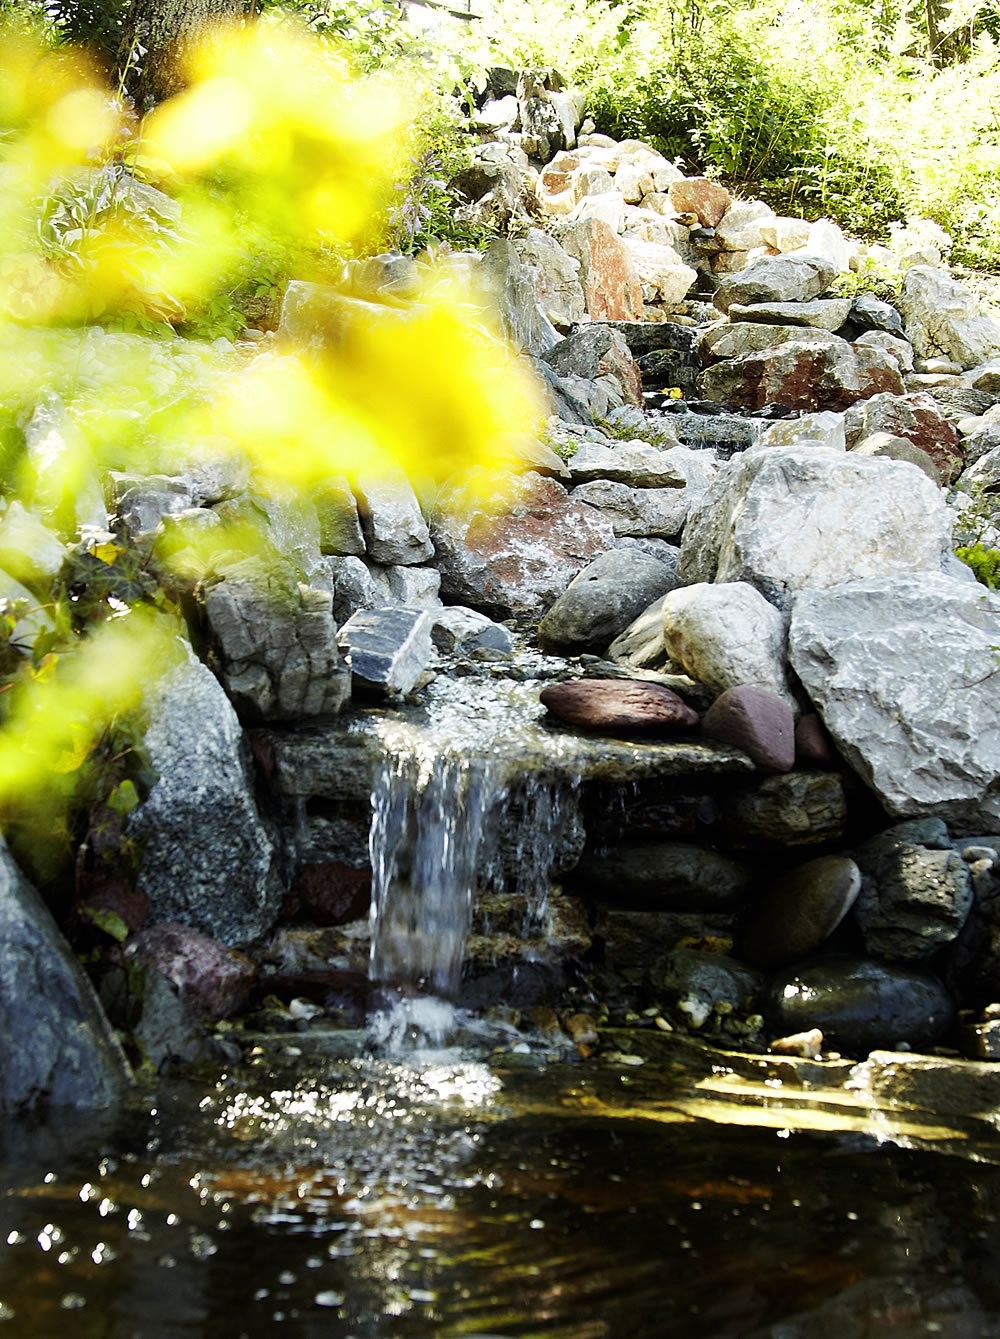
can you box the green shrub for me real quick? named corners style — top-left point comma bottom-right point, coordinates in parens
top-left (956, 542), bottom-right (1000, 588)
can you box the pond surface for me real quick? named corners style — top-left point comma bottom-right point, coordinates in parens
top-left (3, 1029), bottom-right (1000, 1338)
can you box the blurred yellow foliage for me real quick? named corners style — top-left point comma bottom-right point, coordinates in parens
top-left (0, 17), bottom-right (544, 843)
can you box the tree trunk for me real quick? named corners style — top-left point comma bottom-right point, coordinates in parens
top-left (119, 0), bottom-right (247, 110)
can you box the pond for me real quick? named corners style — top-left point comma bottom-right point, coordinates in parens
top-left (3, 1026), bottom-right (1000, 1338)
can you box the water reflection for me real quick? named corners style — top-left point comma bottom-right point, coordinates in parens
top-left (3, 1047), bottom-right (1000, 1337)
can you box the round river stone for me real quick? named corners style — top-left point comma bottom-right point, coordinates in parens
top-left (739, 855), bottom-right (861, 969)
top-left (764, 955), bottom-right (955, 1055)
top-left (540, 679), bottom-right (699, 733)
top-left (701, 684), bottom-right (795, 772)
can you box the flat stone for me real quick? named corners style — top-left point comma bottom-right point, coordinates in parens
top-left (751, 411), bottom-right (846, 453)
top-left (538, 548), bottom-right (681, 654)
top-left (701, 685), bottom-right (795, 772)
top-left (739, 855), bottom-right (862, 969)
top-left (540, 678), bottom-right (700, 733)
top-left (714, 254), bottom-right (838, 313)
top-left (764, 956), bottom-right (955, 1054)
top-left (0, 839), bottom-right (131, 1113)
top-left (727, 298), bottom-right (852, 330)
top-left (566, 439), bottom-right (688, 487)
top-left (337, 606), bottom-right (433, 696)
top-left (698, 339), bottom-right (905, 413)
top-left (697, 323), bottom-right (843, 364)
top-left (570, 478), bottom-right (692, 540)
top-left (578, 841), bottom-right (752, 909)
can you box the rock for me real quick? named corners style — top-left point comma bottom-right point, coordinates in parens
top-left (724, 771), bottom-right (849, 847)
top-left (571, 190), bottom-right (626, 234)
top-left (337, 606), bottom-right (433, 695)
top-left (284, 861), bottom-right (371, 926)
top-left (740, 855), bottom-right (861, 969)
top-left (968, 360), bottom-right (1000, 393)
top-left (727, 298), bottom-right (853, 331)
top-left (382, 564), bottom-right (441, 608)
top-left (804, 219), bottom-right (857, 272)
top-left (537, 548), bottom-right (681, 653)
top-left (668, 177), bottom-right (731, 228)
top-left (679, 446), bottom-right (952, 609)
top-left (214, 491), bottom-right (328, 589)
top-left (540, 678), bottom-right (699, 732)
top-left (0, 502), bottom-right (65, 582)
top-left (958, 444), bottom-right (1000, 494)
top-left (565, 438), bottom-right (687, 487)
top-left (619, 235), bottom-right (697, 303)
top-left (701, 685), bottom-right (795, 772)
top-left (854, 330), bottom-right (915, 374)
top-left (655, 949), bottom-right (764, 1026)
top-left (764, 956), bottom-right (955, 1054)
top-left (570, 478), bottom-right (692, 540)
top-left (479, 239), bottom-right (561, 356)
top-left (543, 325), bottom-right (643, 405)
top-left (849, 294), bottom-right (906, 338)
top-left (344, 251), bottom-right (419, 299)
top-left (579, 841), bottom-right (751, 909)
top-left (788, 573), bottom-right (1000, 829)
top-left (851, 431), bottom-right (941, 483)
top-left (574, 165), bottom-right (616, 200)
top-left (353, 472), bottom-right (433, 566)
top-left (311, 475), bottom-right (366, 556)
top-left (429, 470), bottom-right (615, 619)
top-left (606, 593), bottom-right (671, 668)
top-left (202, 559), bottom-right (350, 721)
top-left (130, 651), bottom-right (283, 946)
top-left (714, 254), bottom-right (837, 313)
top-left (758, 216), bottom-right (812, 253)
top-left (794, 712), bottom-right (838, 768)
top-left (842, 391), bottom-right (962, 483)
top-left (596, 909), bottom-right (737, 977)
top-left (898, 266), bottom-right (1000, 370)
top-left (697, 322), bottom-right (843, 364)
top-left (661, 581), bottom-right (793, 703)
top-left (560, 219), bottom-right (644, 321)
top-left (715, 199), bottom-right (776, 253)
top-left (751, 410), bottom-right (846, 453)
top-left (0, 839), bottom-right (130, 1112)
top-left (430, 606), bottom-right (514, 655)
top-left (125, 923), bottom-right (255, 1018)
top-left (852, 821), bottom-right (974, 962)
top-left (698, 338), bottom-right (905, 412)
top-left (24, 396), bottom-right (107, 533)
top-left (514, 228), bottom-right (586, 329)
top-left (770, 1028), bottom-right (824, 1059)
top-left (113, 475), bottom-right (194, 539)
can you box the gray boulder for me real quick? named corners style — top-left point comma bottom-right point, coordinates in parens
top-left (661, 580), bottom-right (793, 703)
top-left (579, 841), bottom-right (751, 910)
top-left (727, 298), bottom-right (852, 330)
top-left (537, 548), bottom-right (680, 653)
top-left (480, 239), bottom-right (561, 356)
top-left (788, 572), bottom-right (1000, 829)
top-left (337, 606), bottom-right (433, 696)
top-left (713, 254), bottom-right (838, 314)
top-left (514, 228), bottom-right (586, 329)
top-left (353, 473), bottom-right (433, 567)
top-left (130, 652), bottom-right (283, 946)
top-left (679, 445), bottom-right (952, 609)
top-left (897, 266), bottom-right (1000, 370)
top-left (697, 338), bottom-right (904, 412)
top-left (853, 820), bottom-right (974, 962)
top-left (0, 840), bottom-right (130, 1112)
top-left (202, 559), bottom-right (350, 721)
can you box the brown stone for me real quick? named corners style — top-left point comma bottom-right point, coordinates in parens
top-left (283, 862), bottom-right (371, 927)
top-left (794, 712), bottom-right (838, 768)
top-left (540, 678), bottom-right (700, 733)
top-left (561, 218), bottom-right (644, 321)
top-left (739, 855), bottom-right (862, 969)
top-left (698, 340), bottom-right (905, 412)
top-left (702, 685), bottom-right (795, 773)
top-left (668, 177), bottom-right (732, 228)
top-left (845, 392), bottom-right (963, 484)
top-left (125, 922), bottom-right (256, 1019)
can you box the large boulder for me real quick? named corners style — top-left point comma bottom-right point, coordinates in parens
top-left (537, 548), bottom-right (680, 653)
top-left (661, 581), bottom-right (793, 703)
top-left (679, 446), bottom-right (952, 609)
top-left (697, 338), bottom-right (904, 412)
top-left (0, 840), bottom-right (131, 1112)
top-left (514, 228), bottom-right (586, 330)
top-left (543, 326), bottom-right (643, 405)
top-left (843, 392), bottom-right (963, 484)
top-left (480, 239), bottom-right (561, 356)
top-left (788, 572), bottom-right (1000, 829)
top-left (429, 470), bottom-right (615, 619)
top-left (713, 254), bottom-right (838, 314)
top-left (560, 218), bottom-right (644, 321)
top-left (897, 267), bottom-right (1000, 370)
top-left (130, 651), bottom-right (284, 946)
top-left (353, 472), bottom-right (434, 566)
top-left (697, 322), bottom-right (843, 364)
top-left (619, 235), bottom-right (697, 303)
top-left (201, 558), bottom-right (350, 721)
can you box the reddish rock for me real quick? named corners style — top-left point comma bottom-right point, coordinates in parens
top-left (561, 218), bottom-right (644, 321)
top-left (739, 855), bottom-right (862, 969)
top-left (125, 922), bottom-right (256, 1018)
top-left (845, 392), bottom-right (964, 484)
top-left (430, 471), bottom-right (616, 620)
top-left (283, 862), bottom-right (371, 926)
top-left (668, 177), bottom-right (732, 228)
top-left (701, 685), bottom-right (795, 773)
top-left (698, 339), bottom-right (905, 412)
top-left (794, 712), bottom-right (838, 768)
top-left (540, 678), bottom-right (700, 733)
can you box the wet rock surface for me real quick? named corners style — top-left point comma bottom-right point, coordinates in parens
top-left (540, 678), bottom-right (700, 732)
top-left (739, 855), bottom-right (862, 969)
